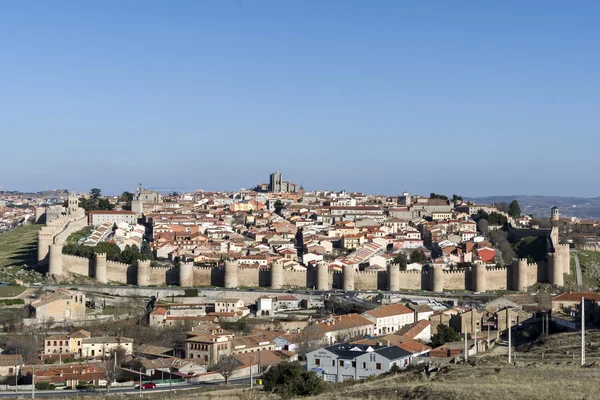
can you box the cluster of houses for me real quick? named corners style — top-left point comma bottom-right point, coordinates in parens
top-left (3, 288), bottom-right (600, 387)
top-left (82, 186), bottom-right (518, 276)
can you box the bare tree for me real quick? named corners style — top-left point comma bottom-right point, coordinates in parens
top-left (212, 357), bottom-right (240, 385)
top-left (296, 327), bottom-right (324, 357)
top-left (477, 219), bottom-right (489, 235)
top-left (104, 346), bottom-right (127, 393)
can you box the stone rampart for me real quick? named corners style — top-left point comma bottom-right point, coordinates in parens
top-left (148, 266), bottom-right (169, 286)
top-left (237, 267), bottom-right (260, 288)
top-left (354, 271), bottom-right (379, 291)
top-left (106, 260), bottom-right (128, 284)
top-left (397, 270), bottom-right (422, 290)
top-left (484, 267), bottom-right (509, 291)
top-left (61, 254), bottom-right (91, 277)
top-left (53, 216), bottom-right (88, 245)
top-left (442, 270), bottom-right (467, 290)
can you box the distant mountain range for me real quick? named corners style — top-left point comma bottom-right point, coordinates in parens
top-left (468, 195), bottom-right (600, 220)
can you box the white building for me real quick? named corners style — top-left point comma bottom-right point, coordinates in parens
top-left (362, 304), bottom-right (415, 336)
top-left (82, 337), bottom-right (133, 358)
top-left (306, 343), bottom-right (412, 382)
top-left (88, 211), bottom-right (137, 227)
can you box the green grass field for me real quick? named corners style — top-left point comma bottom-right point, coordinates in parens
top-left (0, 285), bottom-right (26, 297)
top-left (0, 225), bottom-right (41, 269)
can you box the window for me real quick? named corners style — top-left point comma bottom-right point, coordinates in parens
top-left (362, 362), bottom-right (366, 369)
top-left (376, 363), bottom-right (381, 370)
top-left (352, 361), bottom-right (356, 368)
top-left (315, 358), bottom-right (320, 366)
top-left (339, 360), bottom-right (344, 367)
top-left (332, 360), bottom-right (336, 366)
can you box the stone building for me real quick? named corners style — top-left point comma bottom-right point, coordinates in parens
top-left (29, 289), bottom-right (86, 322)
top-left (88, 210), bottom-right (137, 227)
top-left (82, 337), bottom-right (134, 358)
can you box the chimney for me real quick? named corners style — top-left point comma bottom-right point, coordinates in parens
top-left (386, 340), bottom-right (391, 347)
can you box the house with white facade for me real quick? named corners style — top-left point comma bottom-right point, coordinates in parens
top-left (362, 304), bottom-right (415, 336)
top-left (306, 343), bottom-right (412, 382)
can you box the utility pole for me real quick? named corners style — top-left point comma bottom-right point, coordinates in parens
top-left (15, 349), bottom-right (18, 391)
top-left (541, 313), bottom-right (545, 336)
top-left (546, 312), bottom-right (549, 337)
top-left (464, 324), bottom-right (468, 362)
top-left (507, 308), bottom-right (512, 365)
top-left (581, 297), bottom-right (585, 366)
top-left (250, 355), bottom-right (254, 390)
top-left (31, 366), bottom-right (35, 399)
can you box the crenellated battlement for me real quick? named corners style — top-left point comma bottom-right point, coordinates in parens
top-left (150, 265), bottom-right (173, 271)
top-left (62, 254), bottom-right (90, 263)
top-left (443, 270), bottom-right (467, 275)
top-left (193, 266), bottom-right (215, 271)
top-left (398, 270), bottom-right (422, 274)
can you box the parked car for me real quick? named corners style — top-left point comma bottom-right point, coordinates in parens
top-left (139, 383), bottom-right (157, 390)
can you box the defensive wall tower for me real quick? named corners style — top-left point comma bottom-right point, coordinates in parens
top-left (388, 263), bottom-right (400, 291)
top-left (473, 262), bottom-right (487, 292)
top-left (431, 265), bottom-right (444, 292)
top-left (179, 259), bottom-right (194, 287)
top-left (48, 244), bottom-right (63, 277)
top-left (343, 264), bottom-right (355, 291)
top-left (94, 253), bottom-right (107, 284)
top-left (513, 258), bottom-right (529, 292)
top-left (38, 231), bottom-right (53, 266)
top-left (137, 259), bottom-right (151, 286)
top-left (550, 226), bottom-right (559, 249)
top-left (555, 244), bottom-right (571, 275)
top-left (34, 207), bottom-right (45, 224)
top-left (548, 252), bottom-right (564, 287)
top-left (224, 261), bottom-right (239, 289)
top-left (317, 263), bottom-right (329, 290)
top-left (271, 261), bottom-right (284, 290)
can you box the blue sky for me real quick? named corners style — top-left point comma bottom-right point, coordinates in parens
top-left (1, 1), bottom-right (599, 196)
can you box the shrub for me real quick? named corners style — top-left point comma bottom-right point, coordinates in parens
top-left (0, 299), bottom-right (25, 305)
top-left (262, 362), bottom-right (326, 399)
top-left (35, 382), bottom-right (55, 390)
top-left (184, 288), bottom-right (198, 297)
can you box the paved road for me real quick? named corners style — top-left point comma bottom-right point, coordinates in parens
top-left (571, 250), bottom-right (583, 289)
top-left (0, 378), bottom-right (251, 398)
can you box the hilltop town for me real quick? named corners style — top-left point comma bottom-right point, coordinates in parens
top-left (1, 171), bottom-right (600, 398)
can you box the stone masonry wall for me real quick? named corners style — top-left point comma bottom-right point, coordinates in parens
top-left (106, 260), bottom-right (128, 284)
top-left (485, 267), bottom-right (510, 291)
top-left (397, 271), bottom-right (422, 290)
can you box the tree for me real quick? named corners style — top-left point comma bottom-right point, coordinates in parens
top-left (170, 191), bottom-right (179, 197)
top-left (451, 194), bottom-right (463, 203)
top-left (429, 193), bottom-right (449, 200)
top-left (97, 198), bottom-right (115, 211)
top-left (393, 253), bottom-right (408, 269)
top-left (508, 200), bottom-right (521, 219)
top-left (296, 327), bottom-right (325, 357)
top-left (119, 191), bottom-right (134, 211)
top-left (212, 357), bottom-right (240, 384)
top-left (477, 219), bottom-right (489, 235)
top-left (90, 188), bottom-right (102, 199)
top-left (104, 346), bottom-right (127, 393)
top-left (430, 324), bottom-right (460, 348)
top-left (274, 200), bottom-right (284, 215)
top-left (494, 202), bottom-right (509, 213)
top-left (262, 362), bottom-right (326, 399)
top-left (409, 250), bottom-right (427, 264)
top-left (140, 241), bottom-right (154, 261)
